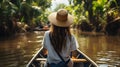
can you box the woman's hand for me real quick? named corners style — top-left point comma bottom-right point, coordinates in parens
top-left (42, 48), bottom-right (48, 56)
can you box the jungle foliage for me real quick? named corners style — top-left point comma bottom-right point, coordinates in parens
top-left (65, 0), bottom-right (120, 35)
top-left (0, 0), bottom-right (51, 36)
top-left (0, 0), bottom-right (120, 36)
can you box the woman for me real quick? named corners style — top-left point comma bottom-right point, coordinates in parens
top-left (42, 9), bottom-right (79, 67)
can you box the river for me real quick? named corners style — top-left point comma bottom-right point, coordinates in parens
top-left (0, 30), bottom-right (120, 67)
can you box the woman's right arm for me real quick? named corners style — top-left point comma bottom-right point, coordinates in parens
top-left (42, 48), bottom-right (48, 56)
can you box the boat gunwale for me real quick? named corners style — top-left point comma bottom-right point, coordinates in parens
top-left (26, 47), bottom-right (43, 67)
top-left (77, 49), bottom-right (98, 67)
top-left (26, 47), bottom-right (98, 67)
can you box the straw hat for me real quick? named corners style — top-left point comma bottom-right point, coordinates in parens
top-left (48, 9), bottom-right (73, 27)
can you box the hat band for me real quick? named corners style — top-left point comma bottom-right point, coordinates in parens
top-left (56, 12), bottom-right (68, 22)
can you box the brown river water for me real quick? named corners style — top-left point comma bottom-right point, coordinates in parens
top-left (0, 29), bottom-right (120, 67)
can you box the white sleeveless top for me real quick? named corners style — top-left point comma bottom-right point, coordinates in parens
top-left (42, 31), bottom-right (79, 64)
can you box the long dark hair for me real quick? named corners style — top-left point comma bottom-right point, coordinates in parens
top-left (49, 24), bottom-right (71, 53)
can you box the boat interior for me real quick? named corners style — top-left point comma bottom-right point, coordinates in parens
top-left (27, 48), bottom-right (98, 67)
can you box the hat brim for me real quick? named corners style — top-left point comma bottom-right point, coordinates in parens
top-left (48, 12), bottom-right (73, 27)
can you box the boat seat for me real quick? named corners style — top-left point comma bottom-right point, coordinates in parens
top-left (35, 58), bottom-right (87, 63)
top-left (36, 58), bottom-right (47, 61)
top-left (35, 58), bottom-right (46, 67)
top-left (72, 58), bottom-right (87, 63)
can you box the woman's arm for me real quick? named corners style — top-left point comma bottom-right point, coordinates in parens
top-left (71, 50), bottom-right (78, 59)
top-left (41, 48), bottom-right (48, 57)
top-left (71, 50), bottom-right (87, 62)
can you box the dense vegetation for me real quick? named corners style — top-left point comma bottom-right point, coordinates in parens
top-left (66, 0), bottom-right (120, 35)
top-left (0, 0), bottom-right (51, 37)
top-left (0, 0), bottom-right (120, 37)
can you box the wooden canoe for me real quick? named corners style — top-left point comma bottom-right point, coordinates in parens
top-left (26, 47), bottom-right (98, 67)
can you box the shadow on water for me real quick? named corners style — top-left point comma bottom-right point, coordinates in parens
top-left (0, 30), bottom-right (120, 67)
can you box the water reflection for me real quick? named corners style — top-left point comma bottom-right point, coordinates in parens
top-left (96, 51), bottom-right (120, 67)
top-left (0, 30), bottom-right (120, 67)
top-left (0, 31), bottom-right (45, 67)
top-left (73, 29), bottom-right (120, 67)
